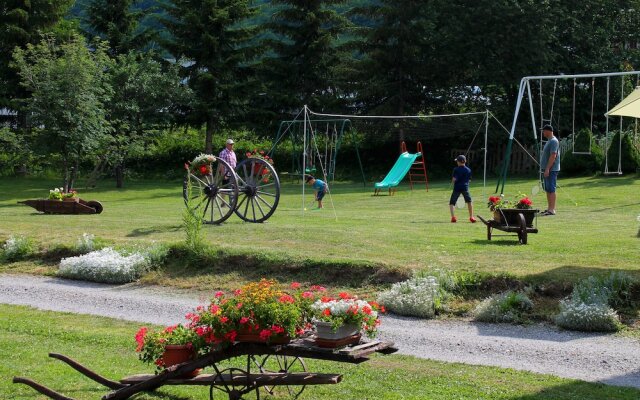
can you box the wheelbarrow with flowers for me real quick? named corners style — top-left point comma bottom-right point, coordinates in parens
top-left (13, 280), bottom-right (397, 400)
top-left (18, 187), bottom-right (103, 214)
top-left (183, 152), bottom-right (280, 224)
top-left (477, 195), bottom-right (539, 244)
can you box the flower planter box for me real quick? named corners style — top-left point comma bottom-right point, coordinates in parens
top-left (18, 199), bottom-right (103, 214)
top-left (314, 321), bottom-right (361, 348)
top-left (162, 345), bottom-right (201, 378)
top-left (236, 327), bottom-right (291, 345)
top-left (493, 209), bottom-right (538, 227)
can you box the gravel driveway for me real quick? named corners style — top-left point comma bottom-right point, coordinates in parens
top-left (1, 274), bottom-right (639, 389)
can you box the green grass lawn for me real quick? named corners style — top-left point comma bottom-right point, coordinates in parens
top-left (2, 304), bottom-right (638, 400)
top-left (0, 175), bottom-right (638, 285)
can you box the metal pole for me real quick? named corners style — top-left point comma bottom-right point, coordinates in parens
top-left (483, 110), bottom-right (488, 200)
top-left (302, 105), bottom-right (308, 214)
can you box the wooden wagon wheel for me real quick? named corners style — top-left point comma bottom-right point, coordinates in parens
top-left (234, 158), bottom-right (280, 223)
top-left (517, 213), bottom-right (528, 245)
top-left (252, 354), bottom-right (307, 398)
top-left (209, 367), bottom-right (260, 400)
top-left (184, 158), bottom-right (239, 224)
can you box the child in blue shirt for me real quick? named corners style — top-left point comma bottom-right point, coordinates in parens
top-left (449, 155), bottom-right (476, 223)
top-left (305, 175), bottom-right (327, 209)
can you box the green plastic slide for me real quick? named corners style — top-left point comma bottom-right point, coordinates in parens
top-left (374, 152), bottom-right (421, 189)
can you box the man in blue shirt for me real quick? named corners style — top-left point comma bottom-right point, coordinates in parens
top-left (540, 125), bottom-right (560, 216)
top-left (449, 155), bottom-right (476, 223)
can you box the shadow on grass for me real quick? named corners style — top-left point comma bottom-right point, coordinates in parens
top-left (161, 245), bottom-right (410, 289)
top-left (526, 266), bottom-right (640, 286)
top-left (470, 238), bottom-right (522, 246)
top-left (591, 202), bottom-right (640, 212)
top-left (513, 379), bottom-right (640, 399)
top-left (127, 225), bottom-right (182, 237)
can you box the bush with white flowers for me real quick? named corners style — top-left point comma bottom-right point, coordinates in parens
top-left (58, 248), bottom-right (149, 284)
top-left (472, 290), bottom-right (533, 323)
top-left (555, 300), bottom-right (620, 332)
top-left (1, 234), bottom-right (34, 262)
top-left (377, 276), bottom-right (449, 318)
top-left (554, 273), bottom-right (630, 332)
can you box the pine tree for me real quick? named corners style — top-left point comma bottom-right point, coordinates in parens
top-left (84, 0), bottom-right (154, 55)
top-left (260, 0), bottom-right (350, 115)
top-left (0, 0), bottom-right (74, 116)
top-left (160, 0), bottom-right (262, 153)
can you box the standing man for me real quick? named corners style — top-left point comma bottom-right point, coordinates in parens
top-left (540, 125), bottom-right (560, 216)
top-left (218, 138), bottom-right (237, 185)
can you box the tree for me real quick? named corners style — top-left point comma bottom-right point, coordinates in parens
top-left (105, 52), bottom-right (189, 187)
top-left (12, 35), bottom-right (112, 190)
top-left (260, 0), bottom-right (350, 115)
top-left (84, 0), bottom-right (154, 55)
top-left (0, 0), bottom-right (74, 117)
top-left (348, 0), bottom-right (439, 116)
top-left (161, 0), bottom-right (262, 153)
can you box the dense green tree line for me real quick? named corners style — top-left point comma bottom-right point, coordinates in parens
top-left (1, 0), bottom-right (640, 184)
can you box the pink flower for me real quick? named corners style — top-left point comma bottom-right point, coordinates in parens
top-left (279, 294), bottom-right (295, 304)
top-left (210, 305), bottom-right (220, 314)
top-left (239, 317), bottom-right (249, 324)
top-left (234, 289), bottom-right (242, 296)
top-left (310, 285), bottom-right (326, 292)
top-left (301, 291), bottom-right (314, 299)
top-left (290, 282), bottom-right (301, 289)
top-left (214, 291), bottom-right (224, 298)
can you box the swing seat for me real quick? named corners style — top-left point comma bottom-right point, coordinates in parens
top-left (374, 152), bottom-right (421, 195)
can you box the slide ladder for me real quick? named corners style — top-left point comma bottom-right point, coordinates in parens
top-left (402, 141), bottom-right (428, 191)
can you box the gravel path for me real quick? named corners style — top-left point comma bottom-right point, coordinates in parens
top-left (1, 274), bottom-right (639, 389)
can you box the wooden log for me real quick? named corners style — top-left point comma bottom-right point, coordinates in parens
top-left (12, 377), bottom-right (76, 400)
top-left (49, 353), bottom-right (125, 389)
top-left (120, 372), bottom-right (342, 386)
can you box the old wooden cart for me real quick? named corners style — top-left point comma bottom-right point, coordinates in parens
top-left (477, 208), bottom-right (539, 245)
top-left (184, 157), bottom-right (280, 224)
top-left (19, 198), bottom-right (103, 214)
top-left (13, 336), bottom-right (396, 400)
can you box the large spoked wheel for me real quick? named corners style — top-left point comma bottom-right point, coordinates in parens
top-left (184, 158), bottom-right (239, 224)
top-left (252, 354), bottom-right (307, 398)
top-left (234, 158), bottom-right (280, 223)
top-left (209, 367), bottom-right (260, 400)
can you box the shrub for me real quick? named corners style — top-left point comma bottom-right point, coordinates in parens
top-left (142, 244), bottom-right (170, 270)
top-left (58, 248), bottom-right (149, 284)
top-left (377, 276), bottom-right (450, 318)
top-left (472, 290), bottom-right (533, 323)
top-left (75, 233), bottom-right (96, 254)
top-left (1, 235), bottom-right (34, 262)
top-left (555, 300), bottom-right (620, 332)
top-left (553, 272), bottom-right (633, 332)
top-left (561, 129), bottom-right (605, 175)
top-left (603, 131), bottom-right (640, 173)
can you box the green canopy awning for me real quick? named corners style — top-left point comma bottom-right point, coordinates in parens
top-left (606, 87), bottom-right (640, 118)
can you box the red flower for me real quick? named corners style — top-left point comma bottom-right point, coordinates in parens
top-left (210, 305), bottom-right (220, 314)
top-left (310, 285), bottom-right (326, 292)
top-left (225, 330), bottom-right (238, 342)
top-left (322, 308), bottom-right (331, 316)
top-left (259, 329), bottom-right (272, 340)
top-left (301, 291), bottom-right (314, 299)
top-left (199, 165), bottom-right (208, 174)
top-left (220, 316), bottom-right (229, 324)
top-left (362, 305), bottom-right (372, 315)
top-left (321, 296), bottom-right (333, 302)
top-left (338, 292), bottom-right (350, 299)
top-left (234, 289), bottom-right (242, 296)
top-left (135, 327), bottom-right (148, 352)
top-left (195, 326), bottom-right (210, 337)
top-left (236, 302), bottom-right (243, 309)
top-left (271, 325), bottom-right (285, 334)
top-left (164, 325), bottom-right (177, 333)
top-left (155, 358), bottom-right (164, 367)
top-left (290, 282), bottom-right (301, 289)
top-left (214, 291), bottom-right (224, 298)
top-left (239, 317), bottom-right (249, 324)
top-left (279, 294), bottom-right (295, 304)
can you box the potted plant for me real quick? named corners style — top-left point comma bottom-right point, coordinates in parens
top-left (187, 153), bottom-right (216, 176)
top-left (49, 187), bottom-right (78, 202)
top-left (487, 194), bottom-right (537, 226)
top-left (310, 292), bottom-right (383, 347)
top-left (135, 324), bottom-right (205, 377)
top-left (245, 149), bottom-right (274, 177)
top-left (190, 279), bottom-right (305, 345)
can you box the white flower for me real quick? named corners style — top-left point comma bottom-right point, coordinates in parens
top-left (58, 247), bottom-right (148, 284)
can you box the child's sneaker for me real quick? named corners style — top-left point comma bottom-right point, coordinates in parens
top-left (451, 216), bottom-right (457, 223)
top-left (470, 217), bottom-right (477, 223)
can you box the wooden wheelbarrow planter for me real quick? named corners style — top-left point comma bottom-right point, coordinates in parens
top-left (13, 337), bottom-right (397, 400)
top-left (18, 199), bottom-right (103, 214)
top-left (477, 209), bottom-right (539, 245)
